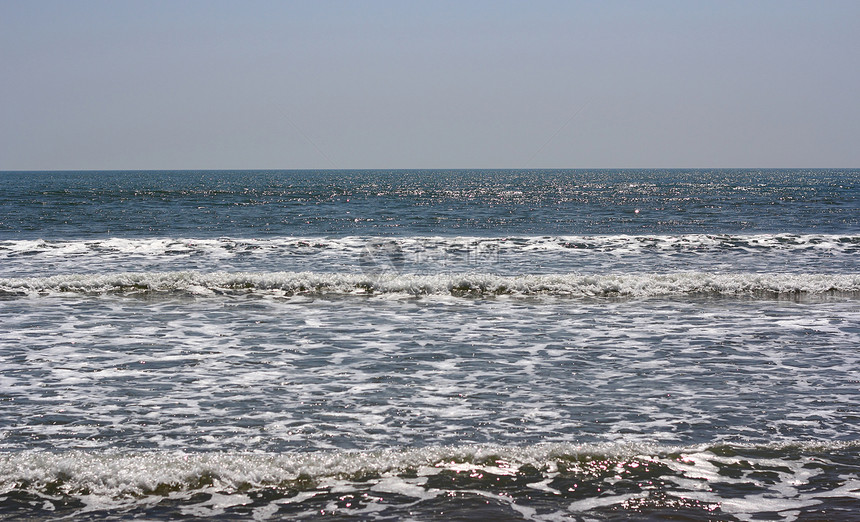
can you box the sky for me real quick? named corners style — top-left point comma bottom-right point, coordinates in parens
top-left (1, 0), bottom-right (858, 170)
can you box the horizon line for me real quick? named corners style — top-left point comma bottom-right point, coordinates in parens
top-left (2, 166), bottom-right (857, 173)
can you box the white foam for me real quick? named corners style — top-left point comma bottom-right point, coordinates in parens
top-left (568, 492), bottom-right (647, 512)
top-left (2, 234), bottom-right (857, 278)
top-left (2, 234), bottom-right (856, 256)
top-left (0, 442), bottom-right (833, 495)
top-left (2, 270), bottom-right (858, 298)
top-left (370, 476), bottom-right (436, 499)
top-left (1, 441), bottom-right (858, 517)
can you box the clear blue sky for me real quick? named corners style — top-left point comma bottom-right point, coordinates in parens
top-left (2, 0), bottom-right (858, 170)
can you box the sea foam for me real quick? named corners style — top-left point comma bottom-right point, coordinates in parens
top-left (1, 271), bottom-right (858, 298)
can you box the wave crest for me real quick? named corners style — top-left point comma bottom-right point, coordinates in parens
top-left (2, 233), bottom-right (859, 257)
top-left (2, 442), bottom-right (859, 517)
top-left (2, 271), bottom-right (859, 298)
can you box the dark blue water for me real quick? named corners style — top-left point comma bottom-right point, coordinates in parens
top-left (2, 169), bottom-right (856, 239)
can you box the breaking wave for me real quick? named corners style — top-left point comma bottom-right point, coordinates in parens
top-left (2, 270), bottom-right (859, 298)
top-left (1, 233), bottom-right (858, 257)
top-left (3, 442), bottom-right (859, 519)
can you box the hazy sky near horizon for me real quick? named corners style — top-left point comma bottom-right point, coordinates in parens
top-left (2, 0), bottom-right (858, 170)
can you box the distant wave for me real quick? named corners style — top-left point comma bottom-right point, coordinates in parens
top-left (2, 233), bottom-right (858, 258)
top-left (2, 270), bottom-right (859, 298)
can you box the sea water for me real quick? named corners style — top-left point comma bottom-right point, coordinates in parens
top-left (0, 169), bottom-right (859, 520)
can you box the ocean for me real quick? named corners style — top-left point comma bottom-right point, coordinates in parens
top-left (1, 169), bottom-right (859, 520)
